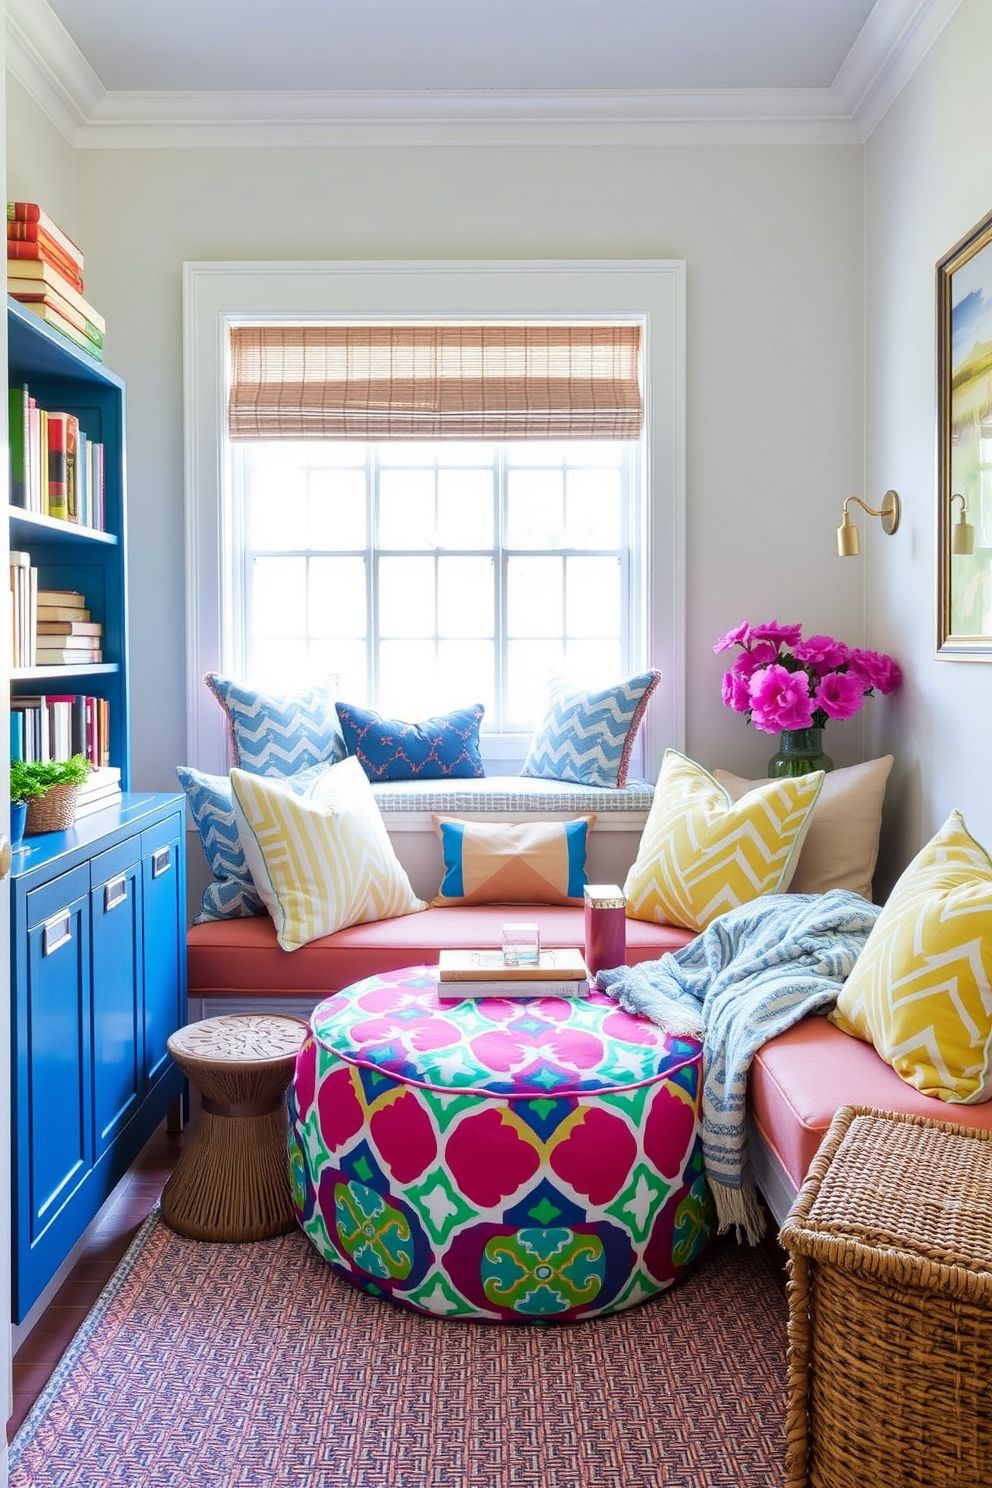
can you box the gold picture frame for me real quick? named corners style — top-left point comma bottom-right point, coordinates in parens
top-left (937, 206), bottom-right (992, 658)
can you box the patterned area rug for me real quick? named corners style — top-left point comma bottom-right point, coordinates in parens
top-left (10, 1215), bottom-right (788, 1488)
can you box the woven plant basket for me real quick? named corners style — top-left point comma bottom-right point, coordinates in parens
top-left (25, 781), bottom-right (80, 835)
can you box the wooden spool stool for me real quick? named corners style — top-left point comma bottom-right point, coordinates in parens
top-left (161, 1014), bottom-right (308, 1243)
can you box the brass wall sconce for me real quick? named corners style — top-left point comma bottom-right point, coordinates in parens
top-left (949, 492), bottom-right (976, 555)
top-left (836, 490), bottom-right (901, 557)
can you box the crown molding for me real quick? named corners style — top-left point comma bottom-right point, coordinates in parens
top-left (833, 0), bottom-right (965, 137)
top-left (6, 0), bottom-right (102, 139)
top-left (75, 88), bottom-right (862, 148)
top-left (4, 0), bottom-right (965, 150)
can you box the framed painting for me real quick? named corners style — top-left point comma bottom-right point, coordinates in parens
top-left (937, 207), bottom-right (992, 658)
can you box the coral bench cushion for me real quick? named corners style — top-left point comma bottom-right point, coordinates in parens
top-left (750, 1015), bottom-right (992, 1197)
top-left (186, 906), bottom-right (693, 1000)
top-left (289, 967), bottom-right (715, 1322)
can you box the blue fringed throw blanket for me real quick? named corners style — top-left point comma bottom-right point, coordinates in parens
top-left (596, 890), bottom-right (880, 1243)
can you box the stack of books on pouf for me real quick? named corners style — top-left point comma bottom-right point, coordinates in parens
top-left (438, 946), bottom-right (590, 999)
top-left (7, 201), bottom-right (106, 361)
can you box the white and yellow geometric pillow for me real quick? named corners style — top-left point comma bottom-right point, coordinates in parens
top-left (624, 749), bottom-right (823, 933)
top-left (830, 810), bottom-right (992, 1103)
top-left (230, 756), bottom-right (427, 952)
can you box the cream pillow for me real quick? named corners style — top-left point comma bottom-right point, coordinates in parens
top-left (830, 810), bottom-right (992, 1103)
top-left (231, 756), bottom-right (427, 952)
top-left (624, 749), bottom-right (823, 933)
top-left (714, 756), bottom-right (893, 901)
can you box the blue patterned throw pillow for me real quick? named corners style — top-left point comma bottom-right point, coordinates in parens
top-left (206, 673), bottom-right (346, 778)
top-left (177, 762), bottom-right (329, 922)
top-left (335, 702), bottom-right (486, 782)
top-left (520, 670), bottom-right (661, 788)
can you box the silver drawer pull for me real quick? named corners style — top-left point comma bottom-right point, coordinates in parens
top-left (43, 912), bottom-right (72, 957)
top-left (105, 875), bottom-right (128, 911)
top-left (151, 846), bottom-right (172, 878)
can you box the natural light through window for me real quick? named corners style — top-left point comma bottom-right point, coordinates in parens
top-left (236, 437), bottom-right (636, 733)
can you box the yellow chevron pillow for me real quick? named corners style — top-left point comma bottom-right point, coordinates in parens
top-left (230, 756), bottom-right (427, 951)
top-left (624, 749), bottom-right (823, 932)
top-left (830, 811), bottom-right (992, 1103)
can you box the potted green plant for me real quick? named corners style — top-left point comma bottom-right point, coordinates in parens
top-left (11, 755), bottom-right (91, 838)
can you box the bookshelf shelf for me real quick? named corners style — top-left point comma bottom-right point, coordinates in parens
top-left (9, 505), bottom-right (118, 546)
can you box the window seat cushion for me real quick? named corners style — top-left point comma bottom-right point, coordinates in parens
top-left (370, 775), bottom-right (654, 816)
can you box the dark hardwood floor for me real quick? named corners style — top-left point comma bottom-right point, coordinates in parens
top-left (7, 1123), bottom-right (186, 1442)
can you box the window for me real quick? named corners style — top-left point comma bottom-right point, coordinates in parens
top-left (184, 261), bottom-right (685, 778)
top-left (234, 435), bottom-right (637, 734)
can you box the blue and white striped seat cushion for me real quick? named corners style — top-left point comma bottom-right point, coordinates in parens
top-left (371, 775), bottom-right (654, 814)
top-left (205, 673), bottom-right (346, 778)
top-left (177, 762), bottom-right (329, 922)
top-left (520, 670), bottom-right (661, 789)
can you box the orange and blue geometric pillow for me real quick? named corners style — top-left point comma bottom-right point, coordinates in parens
top-left (521, 670), bottom-right (661, 789)
top-left (289, 968), bottom-right (715, 1322)
top-left (335, 701), bottom-right (485, 781)
top-left (431, 814), bottom-right (594, 905)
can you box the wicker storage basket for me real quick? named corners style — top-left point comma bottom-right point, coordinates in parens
top-left (25, 781), bottom-right (79, 835)
top-left (781, 1105), bottom-right (992, 1488)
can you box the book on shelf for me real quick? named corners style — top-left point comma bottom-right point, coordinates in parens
top-left (37, 603), bottom-right (91, 622)
top-left (8, 384), bottom-right (28, 507)
top-left (37, 588), bottom-right (87, 608)
top-left (37, 619), bottom-right (103, 636)
top-left (20, 301), bottom-right (103, 362)
top-left (7, 238), bottom-right (84, 294)
top-left (36, 649), bottom-right (103, 665)
top-left (9, 550), bottom-right (37, 669)
top-left (5, 252), bottom-right (84, 297)
top-left (438, 947), bottom-right (589, 983)
top-left (7, 267), bottom-right (105, 332)
top-left (7, 202), bottom-right (84, 269)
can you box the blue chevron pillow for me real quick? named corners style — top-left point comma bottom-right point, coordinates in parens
top-left (177, 762), bottom-right (329, 922)
top-left (206, 673), bottom-right (346, 778)
top-left (520, 670), bottom-right (661, 789)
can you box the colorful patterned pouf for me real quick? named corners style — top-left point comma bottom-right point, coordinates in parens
top-left (288, 966), bottom-right (715, 1322)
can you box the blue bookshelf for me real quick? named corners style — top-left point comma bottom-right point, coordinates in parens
top-left (7, 298), bottom-right (187, 1325)
top-left (8, 294), bottom-right (130, 785)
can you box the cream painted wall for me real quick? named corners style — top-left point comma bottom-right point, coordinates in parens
top-left (6, 74), bottom-right (75, 234)
top-left (5, 99), bottom-right (871, 828)
top-left (865, 0), bottom-right (992, 890)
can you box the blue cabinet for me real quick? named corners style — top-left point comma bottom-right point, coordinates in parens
top-left (11, 796), bottom-right (188, 1322)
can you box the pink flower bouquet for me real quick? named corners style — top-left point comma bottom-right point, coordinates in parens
top-left (714, 621), bottom-right (902, 735)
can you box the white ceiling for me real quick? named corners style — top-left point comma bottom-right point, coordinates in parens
top-left (42, 0), bottom-right (878, 94)
top-left (5, 0), bottom-right (965, 147)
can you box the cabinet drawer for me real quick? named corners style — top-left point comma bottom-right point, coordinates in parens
top-left (142, 815), bottom-right (182, 881)
top-left (26, 865), bottom-right (91, 933)
top-left (90, 836), bottom-right (141, 891)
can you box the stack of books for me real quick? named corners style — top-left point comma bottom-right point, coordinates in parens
top-left (7, 202), bottom-right (105, 362)
top-left (36, 588), bottom-right (103, 665)
top-left (74, 765), bottom-right (122, 820)
top-left (437, 947), bottom-right (590, 999)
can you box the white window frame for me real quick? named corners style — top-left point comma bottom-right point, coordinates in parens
top-left (183, 260), bottom-right (686, 780)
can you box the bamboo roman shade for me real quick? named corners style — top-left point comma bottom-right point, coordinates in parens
top-left (227, 324), bottom-right (643, 441)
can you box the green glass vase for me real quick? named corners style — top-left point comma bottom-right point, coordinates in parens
top-left (767, 727), bottom-right (834, 778)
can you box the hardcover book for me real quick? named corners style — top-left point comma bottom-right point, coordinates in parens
top-left (437, 947), bottom-right (589, 982)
